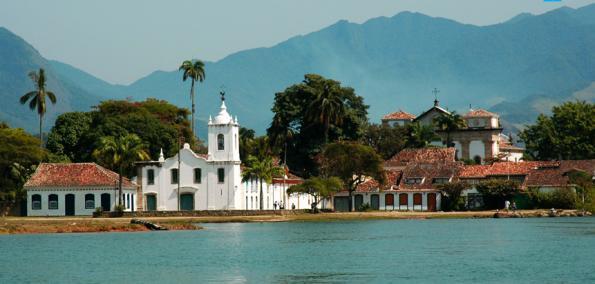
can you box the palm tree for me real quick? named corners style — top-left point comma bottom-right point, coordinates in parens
top-left (93, 134), bottom-right (150, 206)
top-left (406, 122), bottom-right (438, 148)
top-left (19, 68), bottom-right (57, 146)
top-left (269, 114), bottom-right (295, 164)
top-left (242, 155), bottom-right (284, 210)
top-left (306, 81), bottom-right (345, 143)
top-left (179, 60), bottom-right (206, 138)
top-left (434, 112), bottom-right (466, 147)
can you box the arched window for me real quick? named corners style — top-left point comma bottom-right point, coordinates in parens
top-left (217, 134), bottom-right (224, 150)
top-left (32, 194), bottom-right (41, 210)
top-left (48, 194), bottom-right (59, 210)
top-left (85, 194), bottom-right (95, 209)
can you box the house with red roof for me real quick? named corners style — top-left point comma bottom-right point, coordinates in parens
top-left (24, 163), bottom-right (137, 216)
top-left (333, 148), bottom-right (460, 211)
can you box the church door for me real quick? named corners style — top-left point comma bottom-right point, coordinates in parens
top-left (146, 195), bottom-right (157, 211)
top-left (180, 193), bottom-right (194, 211)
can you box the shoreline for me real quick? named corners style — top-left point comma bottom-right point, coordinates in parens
top-left (1, 210), bottom-right (590, 235)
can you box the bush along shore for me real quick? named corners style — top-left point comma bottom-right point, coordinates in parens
top-left (0, 218), bottom-right (201, 234)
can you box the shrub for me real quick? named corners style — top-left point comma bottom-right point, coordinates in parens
top-left (530, 188), bottom-right (577, 209)
top-left (358, 203), bottom-right (372, 212)
top-left (437, 181), bottom-right (468, 211)
top-left (476, 179), bottom-right (520, 209)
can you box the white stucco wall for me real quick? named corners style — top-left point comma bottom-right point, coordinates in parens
top-left (27, 187), bottom-right (136, 216)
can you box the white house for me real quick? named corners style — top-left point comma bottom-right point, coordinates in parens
top-left (24, 163), bottom-right (137, 216)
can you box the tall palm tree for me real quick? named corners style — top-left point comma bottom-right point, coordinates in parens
top-left (179, 59), bottom-right (206, 138)
top-left (242, 155), bottom-right (284, 210)
top-left (93, 134), bottom-right (150, 206)
top-left (306, 82), bottom-right (345, 143)
top-left (269, 114), bottom-right (295, 164)
top-left (434, 112), bottom-right (466, 147)
top-left (19, 68), bottom-right (57, 146)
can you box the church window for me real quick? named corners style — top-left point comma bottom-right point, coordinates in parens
top-left (85, 194), bottom-right (95, 209)
top-left (171, 169), bottom-right (179, 184)
top-left (48, 194), bottom-right (59, 210)
top-left (218, 168), bottom-right (225, 183)
top-left (32, 194), bottom-right (41, 210)
top-left (147, 169), bottom-right (155, 185)
top-left (194, 168), bottom-right (202, 183)
top-left (217, 134), bottom-right (224, 150)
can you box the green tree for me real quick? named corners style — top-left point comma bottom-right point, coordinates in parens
top-left (239, 127), bottom-right (256, 161)
top-left (305, 79), bottom-right (345, 143)
top-left (179, 59), bottom-right (206, 138)
top-left (267, 74), bottom-right (369, 177)
top-left (434, 111), bottom-right (466, 147)
top-left (46, 112), bottom-right (92, 162)
top-left (520, 101), bottom-right (595, 160)
top-left (567, 170), bottom-right (594, 212)
top-left (476, 179), bottom-right (520, 209)
top-left (406, 122), bottom-right (438, 148)
top-left (19, 68), bottom-right (57, 146)
top-left (287, 176), bottom-right (342, 212)
top-left (92, 134), bottom-right (150, 206)
top-left (242, 155), bottom-right (285, 210)
top-left (319, 142), bottom-right (385, 211)
top-left (0, 123), bottom-right (46, 213)
top-left (437, 181), bottom-right (469, 211)
top-left (361, 123), bottom-right (408, 160)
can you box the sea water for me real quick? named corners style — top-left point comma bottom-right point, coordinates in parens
top-left (1, 218), bottom-right (595, 283)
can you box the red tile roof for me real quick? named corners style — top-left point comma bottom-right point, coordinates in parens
top-left (464, 109), bottom-right (498, 118)
top-left (24, 163), bottom-right (136, 188)
top-left (397, 162), bottom-right (462, 191)
top-left (385, 148), bottom-right (456, 167)
top-left (356, 170), bottom-right (402, 192)
top-left (382, 110), bottom-right (415, 121)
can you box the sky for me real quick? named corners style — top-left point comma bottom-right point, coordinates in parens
top-left (1, 0), bottom-right (594, 85)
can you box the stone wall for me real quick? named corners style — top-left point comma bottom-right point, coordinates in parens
top-left (114, 209), bottom-right (309, 217)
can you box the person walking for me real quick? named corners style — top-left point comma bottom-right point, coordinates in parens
top-left (273, 201), bottom-right (278, 210)
top-left (505, 200), bottom-right (510, 211)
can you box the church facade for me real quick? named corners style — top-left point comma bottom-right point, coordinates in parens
top-left (382, 98), bottom-right (523, 163)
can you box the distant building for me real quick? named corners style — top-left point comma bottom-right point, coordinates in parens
top-left (24, 163), bottom-right (137, 216)
top-left (382, 98), bottom-right (524, 163)
top-left (381, 110), bottom-right (415, 126)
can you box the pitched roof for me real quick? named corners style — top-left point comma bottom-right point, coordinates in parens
top-left (397, 162), bottom-right (461, 191)
top-left (24, 163), bottom-right (136, 188)
top-left (385, 148), bottom-right (456, 167)
top-left (382, 110), bottom-right (415, 121)
top-left (414, 106), bottom-right (450, 122)
top-left (464, 109), bottom-right (498, 118)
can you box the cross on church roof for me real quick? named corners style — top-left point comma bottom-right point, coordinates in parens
top-left (432, 88), bottom-right (440, 106)
top-left (219, 90), bottom-right (225, 101)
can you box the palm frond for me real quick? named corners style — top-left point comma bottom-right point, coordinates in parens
top-left (19, 91), bottom-right (37, 105)
top-left (46, 92), bottom-right (57, 104)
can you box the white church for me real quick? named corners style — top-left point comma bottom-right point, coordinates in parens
top-left (135, 98), bottom-right (310, 211)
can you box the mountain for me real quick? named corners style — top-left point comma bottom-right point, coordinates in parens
top-left (1, 4), bottom-right (595, 136)
top-left (0, 27), bottom-right (107, 134)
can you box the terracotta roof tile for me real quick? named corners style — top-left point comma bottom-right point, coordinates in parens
top-left (24, 163), bottom-right (136, 188)
top-left (382, 110), bottom-right (415, 121)
top-left (385, 148), bottom-right (456, 167)
top-left (464, 109), bottom-right (498, 118)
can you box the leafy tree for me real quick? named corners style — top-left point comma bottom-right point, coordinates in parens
top-left (242, 155), bottom-right (285, 210)
top-left (567, 170), bottom-right (594, 212)
top-left (476, 179), bottom-right (520, 209)
top-left (520, 101), bottom-right (594, 160)
top-left (46, 112), bottom-right (92, 162)
top-left (47, 99), bottom-right (194, 162)
top-left (0, 123), bottom-right (46, 213)
top-left (437, 181), bottom-right (468, 211)
top-left (19, 68), bottom-right (57, 146)
top-left (319, 142), bottom-right (385, 211)
top-left (92, 134), bottom-right (150, 206)
top-left (361, 123), bottom-right (407, 160)
top-left (179, 59), bottom-right (206, 138)
top-left (434, 111), bottom-right (466, 147)
top-left (406, 122), bottom-right (438, 148)
top-left (267, 74), bottom-right (369, 177)
top-left (287, 176), bottom-right (342, 212)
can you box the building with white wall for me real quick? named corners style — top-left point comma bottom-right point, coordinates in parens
top-left (24, 163), bottom-right (137, 216)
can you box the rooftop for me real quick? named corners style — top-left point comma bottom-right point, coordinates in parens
top-left (464, 109), bottom-right (498, 118)
top-left (381, 110), bottom-right (416, 121)
top-left (24, 163), bottom-right (136, 188)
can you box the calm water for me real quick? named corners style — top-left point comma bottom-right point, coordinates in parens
top-left (1, 218), bottom-right (595, 283)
